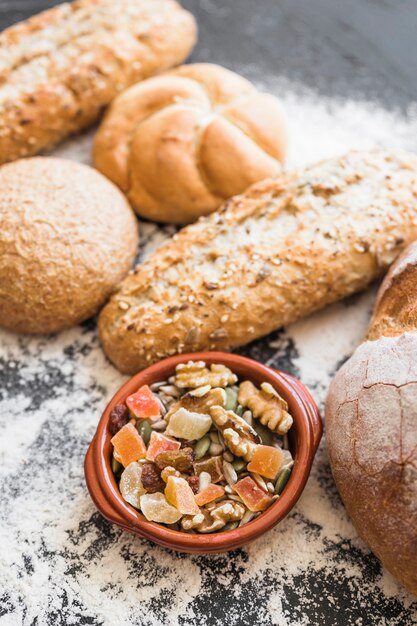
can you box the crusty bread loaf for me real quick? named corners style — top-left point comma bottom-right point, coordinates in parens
top-left (93, 63), bottom-right (287, 223)
top-left (0, 0), bottom-right (196, 164)
top-left (99, 149), bottom-right (417, 374)
top-left (0, 157), bottom-right (139, 334)
top-left (326, 242), bottom-right (417, 596)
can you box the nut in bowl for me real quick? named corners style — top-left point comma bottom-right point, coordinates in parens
top-left (85, 353), bottom-right (322, 553)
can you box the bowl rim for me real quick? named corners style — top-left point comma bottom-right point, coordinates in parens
top-left (84, 352), bottom-right (322, 553)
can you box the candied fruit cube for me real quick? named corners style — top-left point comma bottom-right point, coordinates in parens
top-left (140, 492), bottom-right (182, 523)
top-left (126, 385), bottom-right (160, 420)
top-left (233, 476), bottom-right (273, 512)
top-left (165, 407), bottom-right (212, 441)
top-left (194, 484), bottom-right (225, 506)
top-left (193, 455), bottom-right (224, 484)
top-left (146, 431), bottom-right (181, 462)
top-left (141, 463), bottom-right (165, 493)
top-left (119, 462), bottom-right (146, 508)
top-left (111, 423), bottom-right (146, 467)
top-left (247, 445), bottom-right (283, 480)
top-left (155, 447), bottom-right (195, 472)
top-left (165, 476), bottom-right (200, 515)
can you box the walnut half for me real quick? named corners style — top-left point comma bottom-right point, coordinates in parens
top-left (238, 380), bottom-right (293, 435)
top-left (174, 361), bottom-right (238, 389)
top-left (181, 501), bottom-right (245, 532)
top-left (210, 405), bottom-right (259, 461)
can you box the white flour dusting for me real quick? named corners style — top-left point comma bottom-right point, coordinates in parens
top-left (0, 81), bottom-right (417, 626)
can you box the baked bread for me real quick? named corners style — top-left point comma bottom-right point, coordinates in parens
top-left (93, 63), bottom-right (287, 223)
top-left (0, 0), bottom-right (196, 165)
top-left (326, 242), bottom-right (417, 596)
top-left (98, 149), bottom-right (417, 373)
top-left (0, 157), bottom-right (139, 334)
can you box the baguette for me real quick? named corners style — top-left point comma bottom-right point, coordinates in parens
top-left (99, 150), bottom-right (417, 374)
top-left (0, 0), bottom-right (196, 164)
top-left (326, 243), bottom-right (417, 595)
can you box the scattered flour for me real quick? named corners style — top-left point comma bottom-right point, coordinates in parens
top-left (1, 80), bottom-right (417, 626)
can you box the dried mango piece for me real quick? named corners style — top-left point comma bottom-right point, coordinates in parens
top-left (111, 423), bottom-right (146, 467)
top-left (165, 476), bottom-right (200, 515)
top-left (194, 484), bottom-right (225, 506)
top-left (126, 385), bottom-right (161, 420)
top-left (233, 476), bottom-right (273, 512)
top-left (146, 431), bottom-right (181, 462)
top-left (193, 455), bottom-right (224, 484)
top-left (140, 492), bottom-right (182, 523)
top-left (119, 462), bottom-right (146, 508)
top-left (165, 407), bottom-right (212, 440)
top-left (247, 445), bottom-right (283, 480)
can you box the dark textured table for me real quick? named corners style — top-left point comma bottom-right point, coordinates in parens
top-left (0, 2), bottom-right (416, 625)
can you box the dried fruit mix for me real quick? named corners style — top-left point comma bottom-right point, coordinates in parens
top-left (109, 360), bottom-right (294, 533)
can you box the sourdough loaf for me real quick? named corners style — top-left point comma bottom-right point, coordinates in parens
top-left (326, 242), bottom-right (417, 595)
top-left (98, 150), bottom-right (417, 373)
top-left (0, 0), bottom-right (196, 164)
top-left (93, 63), bottom-right (287, 223)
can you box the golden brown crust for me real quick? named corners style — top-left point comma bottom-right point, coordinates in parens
top-left (367, 241), bottom-right (417, 339)
top-left (0, 157), bottom-right (139, 333)
top-left (98, 149), bottom-right (417, 374)
top-left (0, 0), bottom-right (197, 164)
top-left (93, 63), bottom-right (287, 223)
top-left (326, 242), bottom-right (417, 596)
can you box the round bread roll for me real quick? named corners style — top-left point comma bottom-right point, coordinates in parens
top-left (93, 63), bottom-right (287, 224)
top-left (326, 242), bottom-right (417, 596)
top-left (0, 157), bottom-right (139, 334)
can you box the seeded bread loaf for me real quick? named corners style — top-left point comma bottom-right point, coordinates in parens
top-left (0, 0), bottom-right (196, 164)
top-left (326, 242), bottom-right (417, 595)
top-left (98, 150), bottom-right (417, 374)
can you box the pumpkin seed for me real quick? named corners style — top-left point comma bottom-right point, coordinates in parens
top-left (194, 435), bottom-right (210, 460)
top-left (223, 521), bottom-right (239, 531)
top-left (274, 467), bottom-right (292, 495)
top-left (224, 386), bottom-right (238, 411)
top-left (253, 421), bottom-right (273, 445)
top-left (232, 458), bottom-right (246, 473)
top-left (136, 420), bottom-right (152, 445)
top-left (235, 404), bottom-right (244, 416)
top-left (111, 457), bottom-right (122, 474)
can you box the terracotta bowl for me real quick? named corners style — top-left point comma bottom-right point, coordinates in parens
top-left (85, 352), bottom-right (322, 554)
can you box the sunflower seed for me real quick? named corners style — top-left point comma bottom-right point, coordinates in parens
top-left (223, 450), bottom-right (234, 462)
top-left (209, 442), bottom-right (223, 456)
top-left (223, 521), bottom-right (239, 531)
top-left (223, 461), bottom-right (238, 485)
top-left (239, 510), bottom-right (255, 527)
top-left (155, 397), bottom-right (167, 416)
top-left (224, 485), bottom-right (233, 494)
top-left (152, 419), bottom-right (167, 431)
top-left (159, 385), bottom-right (181, 398)
top-left (267, 482), bottom-right (275, 493)
top-left (150, 381), bottom-right (168, 391)
top-left (209, 431), bottom-right (220, 443)
top-left (250, 472), bottom-right (269, 492)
